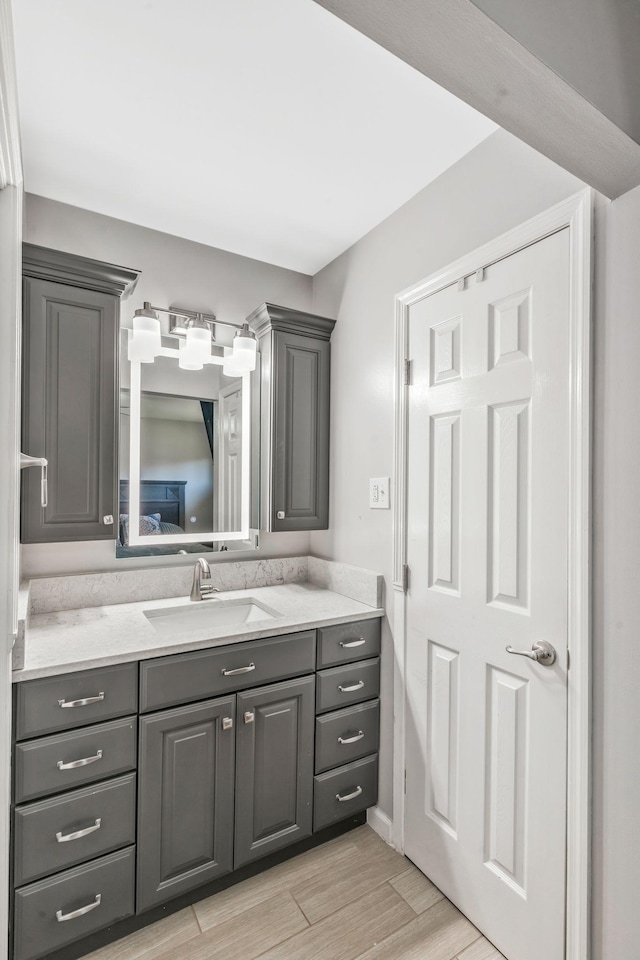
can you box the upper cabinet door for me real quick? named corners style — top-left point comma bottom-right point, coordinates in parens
top-left (273, 331), bottom-right (331, 531)
top-left (249, 302), bottom-right (335, 533)
top-left (21, 245), bottom-right (139, 543)
top-left (22, 278), bottom-right (118, 543)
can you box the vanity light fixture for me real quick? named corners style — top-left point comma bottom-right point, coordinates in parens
top-left (128, 303), bottom-right (258, 373)
top-left (228, 323), bottom-right (258, 373)
top-left (178, 316), bottom-right (212, 371)
top-left (222, 346), bottom-right (246, 378)
top-left (128, 302), bottom-right (162, 363)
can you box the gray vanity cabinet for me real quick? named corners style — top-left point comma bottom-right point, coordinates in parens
top-left (234, 675), bottom-right (314, 868)
top-left (11, 620), bottom-right (381, 960)
top-left (248, 302), bottom-right (335, 532)
top-left (21, 244), bottom-right (139, 544)
top-left (136, 696), bottom-right (236, 912)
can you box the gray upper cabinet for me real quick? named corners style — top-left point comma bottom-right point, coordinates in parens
top-left (234, 675), bottom-right (314, 868)
top-left (21, 244), bottom-right (139, 543)
top-left (249, 303), bottom-right (335, 532)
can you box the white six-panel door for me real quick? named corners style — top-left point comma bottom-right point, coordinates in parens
top-left (404, 228), bottom-right (570, 960)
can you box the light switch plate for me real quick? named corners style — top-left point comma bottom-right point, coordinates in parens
top-left (369, 477), bottom-right (390, 509)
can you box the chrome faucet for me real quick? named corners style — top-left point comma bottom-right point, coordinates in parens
top-left (190, 558), bottom-right (220, 602)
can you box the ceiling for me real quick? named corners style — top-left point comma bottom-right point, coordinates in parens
top-left (12, 0), bottom-right (496, 275)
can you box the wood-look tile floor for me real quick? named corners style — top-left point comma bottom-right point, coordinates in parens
top-left (85, 827), bottom-right (505, 960)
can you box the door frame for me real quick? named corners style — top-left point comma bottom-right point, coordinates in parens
top-left (391, 190), bottom-right (592, 960)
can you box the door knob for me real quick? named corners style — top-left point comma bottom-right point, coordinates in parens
top-left (505, 640), bottom-right (556, 666)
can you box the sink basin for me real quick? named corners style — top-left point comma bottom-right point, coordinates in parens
top-left (144, 597), bottom-right (282, 637)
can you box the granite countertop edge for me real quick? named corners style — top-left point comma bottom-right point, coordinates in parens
top-left (14, 583), bottom-right (385, 683)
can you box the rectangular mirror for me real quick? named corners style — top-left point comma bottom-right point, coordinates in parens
top-left (117, 335), bottom-right (259, 559)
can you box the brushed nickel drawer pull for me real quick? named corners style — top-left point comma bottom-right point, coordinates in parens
top-left (222, 717), bottom-right (233, 730)
top-left (56, 894), bottom-right (101, 923)
top-left (338, 680), bottom-right (364, 693)
top-left (57, 750), bottom-right (103, 771)
top-left (58, 693), bottom-right (105, 709)
top-left (56, 819), bottom-right (102, 843)
top-left (339, 638), bottom-right (366, 648)
top-left (338, 730), bottom-right (364, 745)
top-left (221, 662), bottom-right (256, 676)
top-left (244, 711), bottom-right (255, 724)
top-left (336, 785), bottom-right (363, 803)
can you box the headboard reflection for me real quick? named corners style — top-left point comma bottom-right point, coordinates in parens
top-left (119, 480), bottom-right (186, 530)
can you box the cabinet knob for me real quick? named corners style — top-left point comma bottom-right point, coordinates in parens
top-left (244, 711), bottom-right (255, 724)
top-left (277, 511), bottom-right (285, 520)
top-left (222, 717), bottom-right (233, 730)
top-left (103, 515), bottom-right (114, 525)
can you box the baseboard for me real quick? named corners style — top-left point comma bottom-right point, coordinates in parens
top-left (366, 806), bottom-right (395, 846)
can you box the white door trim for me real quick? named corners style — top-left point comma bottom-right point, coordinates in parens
top-left (391, 189), bottom-right (592, 960)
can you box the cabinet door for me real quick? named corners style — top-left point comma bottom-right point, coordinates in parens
top-left (235, 676), bottom-right (314, 868)
top-left (21, 277), bottom-right (118, 542)
top-left (272, 331), bottom-right (330, 530)
top-left (137, 696), bottom-right (235, 912)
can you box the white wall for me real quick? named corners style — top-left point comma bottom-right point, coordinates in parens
top-left (311, 127), bottom-right (584, 818)
top-left (21, 193), bottom-right (314, 576)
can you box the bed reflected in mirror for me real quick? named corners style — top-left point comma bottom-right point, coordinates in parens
top-left (118, 391), bottom-right (218, 558)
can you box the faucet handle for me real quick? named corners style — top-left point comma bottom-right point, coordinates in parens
top-left (200, 583), bottom-right (220, 596)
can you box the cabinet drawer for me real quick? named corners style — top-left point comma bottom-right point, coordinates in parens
top-left (315, 699), bottom-right (380, 774)
top-left (317, 619), bottom-right (381, 669)
top-left (14, 717), bottom-right (137, 803)
top-left (313, 755), bottom-right (378, 831)
top-left (15, 663), bottom-right (138, 740)
top-left (14, 773), bottom-right (136, 887)
top-left (13, 846), bottom-right (135, 960)
top-left (140, 630), bottom-right (316, 712)
top-left (316, 658), bottom-right (380, 714)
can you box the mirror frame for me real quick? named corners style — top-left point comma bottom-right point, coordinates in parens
top-left (126, 342), bottom-right (255, 546)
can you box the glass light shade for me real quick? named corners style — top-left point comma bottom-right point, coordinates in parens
top-left (178, 339), bottom-right (203, 371)
top-left (222, 346), bottom-right (245, 378)
top-left (230, 326), bottom-right (257, 372)
top-left (129, 313), bottom-right (161, 363)
top-left (179, 323), bottom-right (211, 371)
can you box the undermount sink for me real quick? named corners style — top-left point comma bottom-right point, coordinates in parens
top-left (144, 597), bottom-right (282, 637)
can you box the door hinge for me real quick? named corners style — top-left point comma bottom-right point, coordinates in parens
top-left (402, 563), bottom-right (409, 593)
top-left (404, 769), bottom-right (407, 795)
top-left (403, 359), bottom-right (412, 386)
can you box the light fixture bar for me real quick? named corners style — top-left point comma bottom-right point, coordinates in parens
top-left (147, 304), bottom-right (245, 330)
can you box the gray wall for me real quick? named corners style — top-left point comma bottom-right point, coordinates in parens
top-left (21, 193), bottom-right (314, 576)
top-left (591, 184), bottom-right (640, 960)
top-left (311, 128), bottom-right (584, 818)
top-left (471, 0), bottom-right (640, 145)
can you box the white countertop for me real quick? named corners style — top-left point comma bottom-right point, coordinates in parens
top-left (15, 582), bottom-right (384, 682)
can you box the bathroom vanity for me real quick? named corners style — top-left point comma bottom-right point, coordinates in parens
top-left (11, 579), bottom-right (383, 960)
